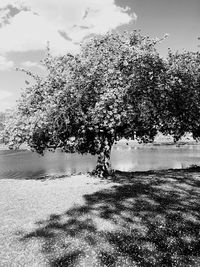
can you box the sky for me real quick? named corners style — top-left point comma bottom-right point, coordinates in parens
top-left (0, 0), bottom-right (199, 111)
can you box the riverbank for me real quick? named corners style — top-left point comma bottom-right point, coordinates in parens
top-left (0, 133), bottom-right (198, 151)
top-left (114, 133), bottom-right (198, 148)
top-left (0, 168), bottom-right (200, 266)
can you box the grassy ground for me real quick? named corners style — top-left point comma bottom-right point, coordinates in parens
top-left (0, 168), bottom-right (200, 266)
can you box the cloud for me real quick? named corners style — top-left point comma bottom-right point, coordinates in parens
top-left (0, 100), bottom-right (14, 111)
top-left (0, 55), bottom-right (14, 71)
top-left (0, 1), bottom-right (24, 8)
top-left (0, 0), bottom-right (136, 55)
top-left (25, 0), bottom-right (136, 42)
top-left (0, 90), bottom-right (12, 100)
top-left (0, 11), bottom-right (79, 55)
top-left (0, 90), bottom-right (14, 111)
top-left (21, 61), bottom-right (45, 70)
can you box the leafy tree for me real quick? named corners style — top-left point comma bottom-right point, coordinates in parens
top-left (159, 50), bottom-right (200, 142)
top-left (0, 112), bottom-right (5, 131)
top-left (3, 31), bottom-right (166, 177)
top-left (0, 110), bottom-right (13, 143)
top-left (0, 112), bottom-right (5, 143)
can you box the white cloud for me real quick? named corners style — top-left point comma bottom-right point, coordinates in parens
top-left (0, 7), bottom-right (10, 26)
top-left (0, 11), bottom-right (79, 55)
top-left (0, 55), bottom-right (14, 71)
top-left (21, 61), bottom-right (45, 70)
top-left (0, 1), bottom-right (22, 8)
top-left (0, 90), bottom-right (14, 111)
top-left (0, 90), bottom-right (12, 100)
top-left (0, 100), bottom-right (14, 111)
top-left (25, 0), bottom-right (136, 42)
top-left (0, 0), bottom-right (136, 55)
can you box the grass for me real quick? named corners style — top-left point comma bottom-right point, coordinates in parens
top-left (0, 168), bottom-right (200, 266)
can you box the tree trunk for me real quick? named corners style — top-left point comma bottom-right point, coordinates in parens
top-left (93, 137), bottom-right (113, 178)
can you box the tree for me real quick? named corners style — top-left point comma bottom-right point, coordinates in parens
top-left (3, 31), bottom-right (166, 177)
top-left (159, 50), bottom-right (200, 142)
top-left (0, 110), bottom-right (14, 143)
top-left (0, 112), bottom-right (5, 131)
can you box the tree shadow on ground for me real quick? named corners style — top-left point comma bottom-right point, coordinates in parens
top-left (20, 167), bottom-right (200, 266)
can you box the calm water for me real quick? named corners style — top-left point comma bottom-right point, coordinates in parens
top-left (0, 145), bottom-right (200, 179)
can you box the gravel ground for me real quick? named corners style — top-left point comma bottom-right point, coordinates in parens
top-left (0, 169), bottom-right (200, 266)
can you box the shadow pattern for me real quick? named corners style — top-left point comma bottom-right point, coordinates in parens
top-left (20, 168), bottom-right (200, 266)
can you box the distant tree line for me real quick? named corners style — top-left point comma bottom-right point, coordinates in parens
top-left (2, 31), bottom-right (200, 176)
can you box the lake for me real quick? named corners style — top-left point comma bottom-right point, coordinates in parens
top-left (0, 145), bottom-right (200, 179)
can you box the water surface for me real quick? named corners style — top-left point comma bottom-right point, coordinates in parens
top-left (0, 145), bottom-right (200, 179)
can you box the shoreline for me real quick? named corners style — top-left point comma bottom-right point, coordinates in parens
top-left (0, 140), bottom-right (199, 151)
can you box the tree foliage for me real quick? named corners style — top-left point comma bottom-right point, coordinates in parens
top-left (0, 112), bottom-right (5, 131)
top-left (159, 50), bottom-right (200, 141)
top-left (0, 110), bottom-right (13, 143)
top-left (3, 31), bottom-right (169, 176)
